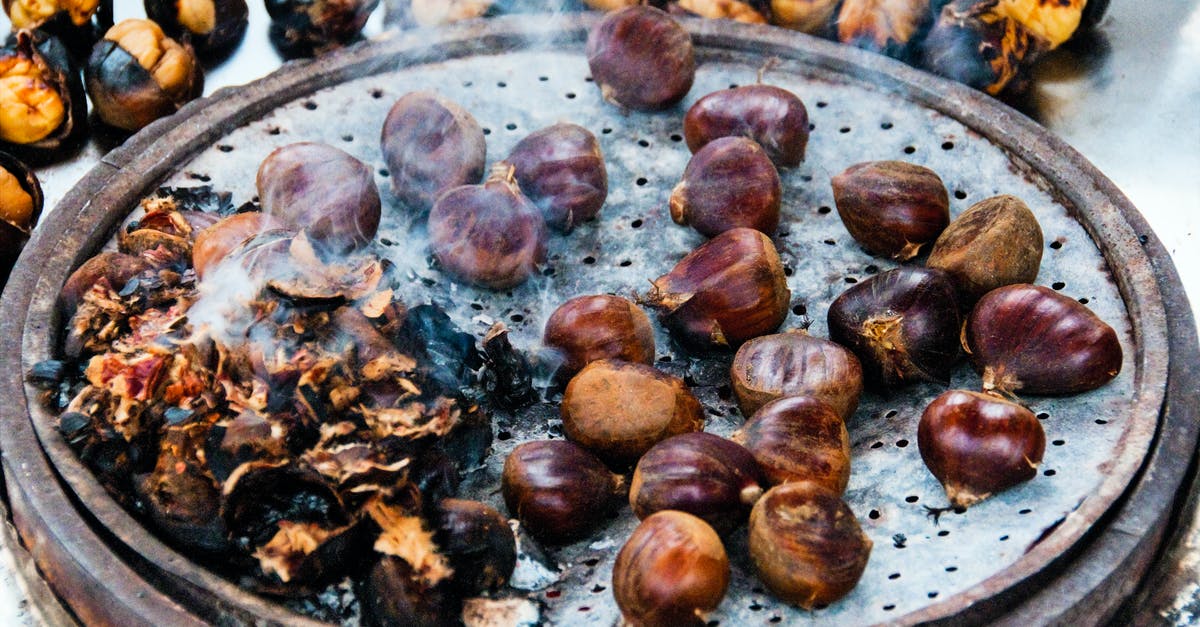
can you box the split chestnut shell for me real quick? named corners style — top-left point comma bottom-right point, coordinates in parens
top-left (683, 84), bottom-right (809, 167)
top-left (586, 5), bottom-right (695, 111)
top-left (501, 440), bottom-right (625, 544)
top-left (670, 136), bottom-right (782, 238)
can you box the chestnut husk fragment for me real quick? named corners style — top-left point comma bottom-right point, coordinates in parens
top-left (670, 136), bottom-right (782, 238)
top-left (265, 0), bottom-right (380, 59)
top-left (733, 396), bottom-right (851, 494)
top-left (356, 555), bottom-right (458, 627)
top-left (836, 0), bottom-right (932, 61)
top-left (134, 420), bottom-right (229, 555)
top-left (730, 329), bottom-right (863, 420)
top-left (965, 283), bottom-right (1122, 395)
top-left (431, 498), bottom-right (517, 595)
top-left (630, 431), bottom-right (763, 534)
top-left (0, 150), bottom-right (43, 285)
top-left (926, 194), bottom-right (1043, 305)
top-left (748, 481), bottom-right (871, 608)
top-left (380, 90), bottom-right (486, 215)
top-left (918, 389), bottom-right (1045, 508)
top-left (144, 0), bottom-right (249, 58)
top-left (501, 439), bottom-right (626, 544)
top-left (643, 227), bottom-right (791, 351)
top-left (831, 160), bottom-right (949, 261)
top-left (0, 30), bottom-right (88, 160)
top-left (586, 5), bottom-right (695, 111)
top-left (543, 294), bottom-right (656, 377)
top-left (827, 266), bottom-right (961, 388)
top-left (504, 121), bottom-right (607, 232)
top-left (480, 322), bottom-right (536, 409)
top-left (683, 84), bottom-right (809, 168)
top-left (612, 510), bottom-right (730, 627)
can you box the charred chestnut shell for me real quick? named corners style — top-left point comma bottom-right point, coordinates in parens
top-left (58, 250), bottom-right (151, 315)
top-left (0, 30), bottom-right (88, 159)
top-left (0, 151), bottom-right (43, 285)
top-left (501, 439), bottom-right (625, 544)
top-left (730, 329), bottom-right (863, 421)
top-left (380, 91), bottom-right (487, 215)
top-left (431, 498), bottom-right (517, 595)
top-left (586, 4), bottom-right (695, 111)
top-left (144, 0), bottom-right (249, 58)
top-left (920, 0), bottom-right (1036, 96)
top-left (503, 122), bottom-right (607, 232)
top-left (683, 84), bottom-right (809, 168)
top-left (831, 160), bottom-right (950, 261)
top-left (265, 0), bottom-right (380, 59)
top-left (2, 0), bottom-right (111, 58)
top-left (670, 136), bottom-right (782, 238)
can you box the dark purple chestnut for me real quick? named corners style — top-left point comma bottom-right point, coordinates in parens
top-left (926, 194), bottom-right (1043, 305)
top-left (918, 389), bottom-right (1045, 508)
top-left (0, 30), bottom-right (88, 159)
top-left (380, 91), bottom-right (486, 215)
top-left (0, 150), bottom-right (42, 285)
top-left (586, 5), bottom-right (695, 111)
top-left (428, 163), bottom-right (547, 289)
top-left (630, 432), bottom-right (764, 534)
top-left (683, 84), bottom-right (809, 167)
top-left (431, 498), bottom-right (517, 595)
top-left (265, 0), bottom-right (379, 59)
top-left (831, 160), bottom-right (949, 261)
top-left (836, 0), bottom-right (932, 60)
top-left (256, 142), bottom-right (381, 256)
top-left (670, 136), bottom-right (782, 238)
top-left (501, 439), bottom-right (626, 544)
top-left (144, 0), bottom-right (249, 58)
top-left (503, 122), bottom-right (607, 232)
top-left (730, 330), bottom-right (863, 421)
top-left (965, 283), bottom-right (1122, 395)
top-left (58, 251), bottom-right (152, 315)
top-left (543, 294), bottom-right (656, 377)
top-left (356, 555), bottom-right (457, 627)
top-left (732, 396), bottom-right (850, 494)
top-left (643, 227), bottom-right (790, 351)
top-left (827, 266), bottom-right (961, 388)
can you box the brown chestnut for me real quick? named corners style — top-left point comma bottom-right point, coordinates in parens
top-left (827, 266), bottom-right (961, 388)
top-left (643, 227), bottom-right (790, 351)
top-left (586, 5), bottom-right (695, 111)
top-left (3, 0), bottom-right (106, 58)
top-left (0, 150), bottom-right (42, 285)
top-left (428, 163), bottom-right (547, 289)
top-left (503, 122), bottom-right (608, 232)
top-left (543, 294), bottom-right (655, 377)
top-left (630, 432), bottom-right (763, 534)
top-left (431, 498), bottom-right (517, 595)
top-left (144, 0), bottom-right (249, 58)
top-left (612, 510), bottom-right (729, 627)
top-left (926, 194), bottom-right (1043, 305)
top-left (730, 329), bottom-right (863, 420)
top-left (192, 212), bottom-right (288, 279)
top-left (770, 0), bottom-right (839, 33)
top-left (265, 0), bottom-right (379, 59)
top-left (561, 359), bottom-right (704, 468)
top-left (501, 439), bottom-right (625, 544)
top-left (732, 396), bottom-right (850, 494)
top-left (831, 160), bottom-right (949, 261)
top-left (380, 91), bottom-right (486, 215)
top-left (748, 481), bottom-right (871, 608)
top-left (918, 389), bottom-right (1045, 508)
top-left (683, 84), bottom-right (809, 167)
top-left (670, 136), bottom-right (782, 238)
top-left (965, 283), bottom-right (1122, 395)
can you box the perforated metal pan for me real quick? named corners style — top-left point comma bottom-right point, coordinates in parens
top-left (0, 13), bottom-right (1195, 626)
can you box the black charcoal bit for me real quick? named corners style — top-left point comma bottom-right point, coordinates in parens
top-left (27, 360), bottom-right (66, 387)
top-left (164, 407), bottom-right (195, 425)
top-left (481, 323), bottom-right (535, 409)
top-left (893, 533), bottom-right (908, 548)
top-left (395, 303), bottom-right (482, 394)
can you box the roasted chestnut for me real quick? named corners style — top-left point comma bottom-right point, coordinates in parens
top-left (0, 151), bottom-right (43, 285)
top-left (58, 251), bottom-right (151, 315)
top-left (85, 19), bottom-right (203, 132)
top-left (770, 0), bottom-right (838, 33)
top-left (918, 389), bottom-right (1045, 508)
top-left (256, 142), bottom-right (381, 256)
top-left (827, 266), bottom-right (961, 388)
top-left (612, 510), bottom-right (730, 626)
top-left (135, 421), bottom-right (229, 554)
top-left (683, 83), bottom-right (809, 168)
top-left (428, 163), bottom-right (547, 290)
top-left (748, 481), bottom-right (871, 608)
top-left (965, 283), bottom-right (1122, 395)
top-left (831, 160), bottom-right (949, 261)
top-left (357, 555), bottom-right (455, 627)
top-left (643, 227), bottom-right (790, 351)
top-left (380, 91), bottom-right (486, 215)
top-left (503, 122), bottom-right (607, 232)
top-left (144, 0), bottom-right (249, 58)
top-left (664, 0), bottom-right (770, 23)
top-left (630, 432), bottom-right (763, 533)
top-left (2, 0), bottom-right (109, 57)
top-left (0, 30), bottom-right (88, 159)
top-left (670, 136), bottom-right (782, 238)
top-left (501, 439), bottom-right (625, 544)
top-left (191, 212), bottom-right (288, 279)
top-left (586, 5), bottom-right (695, 111)
top-left (265, 0), bottom-right (379, 59)
top-left (926, 194), bottom-right (1043, 305)
top-left (732, 396), bottom-right (850, 494)
top-left (730, 329), bottom-right (863, 420)
top-left (562, 359), bottom-right (704, 467)
top-left (431, 498), bottom-right (517, 595)
top-left (836, 0), bottom-right (932, 60)
top-left (920, 0), bottom-right (1036, 96)
top-left (543, 294), bottom-right (655, 377)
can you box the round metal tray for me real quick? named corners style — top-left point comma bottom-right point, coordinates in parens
top-left (0, 14), bottom-right (1192, 626)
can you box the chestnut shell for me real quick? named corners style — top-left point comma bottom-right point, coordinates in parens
top-left (683, 84), bottom-right (809, 167)
top-left (431, 498), bottom-right (517, 594)
top-left (265, 0), bottom-right (380, 59)
top-left (586, 5), bottom-right (695, 111)
top-left (0, 150), bottom-right (44, 285)
top-left (144, 0), bottom-right (249, 57)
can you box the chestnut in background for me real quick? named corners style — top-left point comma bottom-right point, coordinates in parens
top-left (0, 150), bottom-right (42, 286)
top-left (586, 4), bottom-right (695, 111)
top-left (0, 30), bottom-right (88, 160)
top-left (265, 0), bottom-right (379, 59)
top-left (2, 0), bottom-right (112, 59)
top-left (144, 0), bottom-right (248, 59)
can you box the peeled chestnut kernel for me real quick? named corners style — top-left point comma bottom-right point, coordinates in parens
top-left (748, 482), bottom-right (871, 608)
top-left (586, 5), bottom-right (695, 111)
top-left (918, 389), bottom-right (1045, 508)
top-left (144, 0), bottom-right (249, 58)
top-left (630, 432), bottom-right (763, 534)
top-left (683, 84), bottom-right (809, 167)
top-left (836, 0), bottom-right (930, 59)
top-left (733, 396), bottom-right (850, 494)
top-left (0, 151), bottom-right (42, 285)
top-left (926, 194), bottom-right (1044, 305)
top-left (428, 163), bottom-right (547, 290)
top-left (192, 212), bottom-right (288, 279)
top-left (831, 160), bottom-right (950, 261)
top-left (730, 329), bottom-right (863, 420)
top-left (503, 122), bottom-right (607, 232)
top-left (827, 266), bottom-right (961, 388)
top-left (770, 0), bottom-right (839, 33)
top-left (966, 283), bottom-right (1122, 395)
top-left (501, 439), bottom-right (625, 544)
top-left (643, 227), bottom-right (790, 351)
top-left (431, 498), bottom-right (517, 595)
top-left (381, 91), bottom-right (486, 215)
top-left (670, 136), bottom-right (782, 238)
top-left (265, 0), bottom-right (379, 59)
top-left (562, 359), bottom-right (704, 468)
top-left (0, 31), bottom-right (87, 157)
top-left (543, 294), bottom-right (655, 377)
top-left (613, 510), bottom-right (730, 627)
